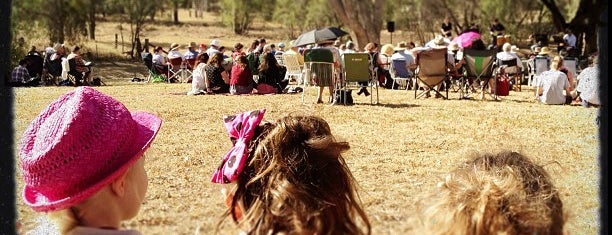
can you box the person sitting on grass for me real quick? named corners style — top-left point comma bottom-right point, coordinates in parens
top-left (230, 55), bottom-right (255, 95)
top-left (573, 56), bottom-right (600, 108)
top-left (188, 52), bottom-right (210, 95)
top-left (204, 52), bottom-right (230, 94)
top-left (9, 58), bottom-right (39, 87)
top-left (411, 151), bottom-right (565, 235)
top-left (256, 52), bottom-right (288, 94)
top-left (211, 109), bottom-right (371, 235)
top-left (536, 55), bottom-right (571, 105)
top-left (19, 86), bottom-right (162, 235)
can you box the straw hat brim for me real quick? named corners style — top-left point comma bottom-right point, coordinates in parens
top-left (22, 111), bottom-right (162, 212)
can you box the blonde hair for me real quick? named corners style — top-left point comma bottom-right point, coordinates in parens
top-left (412, 151), bottom-right (565, 235)
top-left (221, 115), bottom-right (371, 235)
top-left (551, 55), bottom-right (564, 71)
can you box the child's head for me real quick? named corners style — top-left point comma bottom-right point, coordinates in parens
top-left (20, 86), bottom-right (162, 233)
top-left (211, 109), bottom-right (371, 235)
top-left (412, 151), bottom-right (565, 235)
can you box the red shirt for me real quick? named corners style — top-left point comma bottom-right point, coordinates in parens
top-left (230, 64), bottom-right (253, 86)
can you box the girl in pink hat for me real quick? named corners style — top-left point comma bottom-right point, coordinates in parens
top-left (211, 109), bottom-right (371, 234)
top-left (19, 86), bottom-right (162, 235)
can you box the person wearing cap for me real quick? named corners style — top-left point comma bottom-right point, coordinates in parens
top-left (183, 42), bottom-right (199, 60)
top-left (207, 39), bottom-right (221, 57)
top-left (19, 86), bottom-right (162, 235)
top-left (167, 43), bottom-right (182, 60)
top-left (275, 42), bottom-right (285, 55)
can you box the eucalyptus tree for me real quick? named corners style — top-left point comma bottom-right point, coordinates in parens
top-left (105, 0), bottom-right (162, 58)
top-left (220, 0), bottom-right (264, 34)
top-left (12, 0), bottom-right (89, 44)
top-left (328, 0), bottom-right (384, 49)
top-left (539, 0), bottom-right (606, 55)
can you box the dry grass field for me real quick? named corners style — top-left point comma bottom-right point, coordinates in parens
top-left (13, 9), bottom-right (600, 235)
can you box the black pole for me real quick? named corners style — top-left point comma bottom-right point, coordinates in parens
top-left (0, 0), bottom-right (16, 234)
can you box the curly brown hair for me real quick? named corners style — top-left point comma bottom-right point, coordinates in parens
top-left (221, 114), bottom-right (371, 235)
top-left (411, 151), bottom-right (565, 235)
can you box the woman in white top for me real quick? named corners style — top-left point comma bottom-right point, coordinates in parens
top-left (187, 53), bottom-right (210, 95)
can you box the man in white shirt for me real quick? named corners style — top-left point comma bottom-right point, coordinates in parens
top-left (496, 43), bottom-right (523, 72)
top-left (167, 43), bottom-right (182, 60)
top-left (390, 41), bottom-right (416, 76)
top-left (206, 40), bottom-right (221, 57)
top-left (563, 29), bottom-right (577, 48)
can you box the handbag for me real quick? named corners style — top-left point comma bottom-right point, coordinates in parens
top-left (334, 89), bottom-right (354, 105)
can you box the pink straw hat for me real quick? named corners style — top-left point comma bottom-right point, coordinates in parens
top-left (20, 86), bottom-right (162, 212)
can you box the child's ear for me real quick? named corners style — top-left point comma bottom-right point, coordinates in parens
top-left (110, 171), bottom-right (129, 197)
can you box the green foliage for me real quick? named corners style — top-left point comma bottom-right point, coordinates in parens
top-left (220, 0), bottom-right (264, 34)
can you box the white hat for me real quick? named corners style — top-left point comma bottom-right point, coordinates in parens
top-left (511, 45), bottom-right (520, 53)
top-left (448, 42), bottom-right (460, 51)
top-left (210, 40), bottom-right (220, 47)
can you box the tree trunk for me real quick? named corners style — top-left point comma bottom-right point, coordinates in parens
top-left (173, 0), bottom-right (179, 24)
top-left (89, 0), bottom-right (96, 40)
top-left (328, 0), bottom-right (383, 49)
top-left (539, 0), bottom-right (606, 56)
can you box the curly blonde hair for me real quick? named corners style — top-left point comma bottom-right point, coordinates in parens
top-left (221, 115), bottom-right (371, 235)
top-left (412, 151), bottom-right (565, 235)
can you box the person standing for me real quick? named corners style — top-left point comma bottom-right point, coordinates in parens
top-left (441, 16), bottom-right (453, 38)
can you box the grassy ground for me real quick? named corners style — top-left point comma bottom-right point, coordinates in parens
top-left (13, 9), bottom-right (600, 235)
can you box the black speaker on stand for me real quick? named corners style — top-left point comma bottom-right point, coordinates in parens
top-left (387, 21), bottom-right (395, 44)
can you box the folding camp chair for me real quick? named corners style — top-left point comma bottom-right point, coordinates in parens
top-left (527, 56), bottom-right (550, 86)
top-left (414, 48), bottom-right (450, 99)
top-left (282, 53), bottom-right (304, 84)
top-left (168, 57), bottom-right (187, 83)
top-left (303, 48), bottom-right (338, 103)
top-left (389, 59), bottom-right (413, 90)
top-left (462, 49), bottom-right (497, 100)
top-left (142, 52), bottom-right (166, 82)
top-left (497, 58), bottom-right (523, 91)
top-left (563, 56), bottom-right (578, 87)
top-left (342, 53), bottom-right (379, 104)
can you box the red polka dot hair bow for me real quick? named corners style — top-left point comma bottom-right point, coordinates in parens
top-left (211, 109), bottom-right (266, 184)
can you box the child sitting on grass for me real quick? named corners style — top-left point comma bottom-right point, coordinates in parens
top-left (211, 109), bottom-right (371, 235)
top-left (19, 86), bottom-right (162, 235)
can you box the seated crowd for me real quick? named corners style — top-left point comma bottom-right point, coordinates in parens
top-left (9, 43), bottom-right (95, 87)
top-left (20, 86), bottom-right (568, 234)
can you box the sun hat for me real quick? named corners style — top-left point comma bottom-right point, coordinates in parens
top-left (20, 86), bottom-right (162, 212)
top-left (434, 35), bottom-right (446, 46)
top-left (189, 42), bottom-right (197, 48)
top-left (448, 42), bottom-right (460, 51)
top-left (278, 42), bottom-right (285, 48)
top-left (539, 47), bottom-right (551, 55)
top-left (396, 41), bottom-right (408, 51)
top-left (170, 43), bottom-right (180, 51)
top-left (210, 39), bottom-right (221, 47)
top-left (511, 45), bottom-right (520, 53)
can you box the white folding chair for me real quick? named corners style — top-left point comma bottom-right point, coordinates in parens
top-left (282, 53), bottom-right (304, 84)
